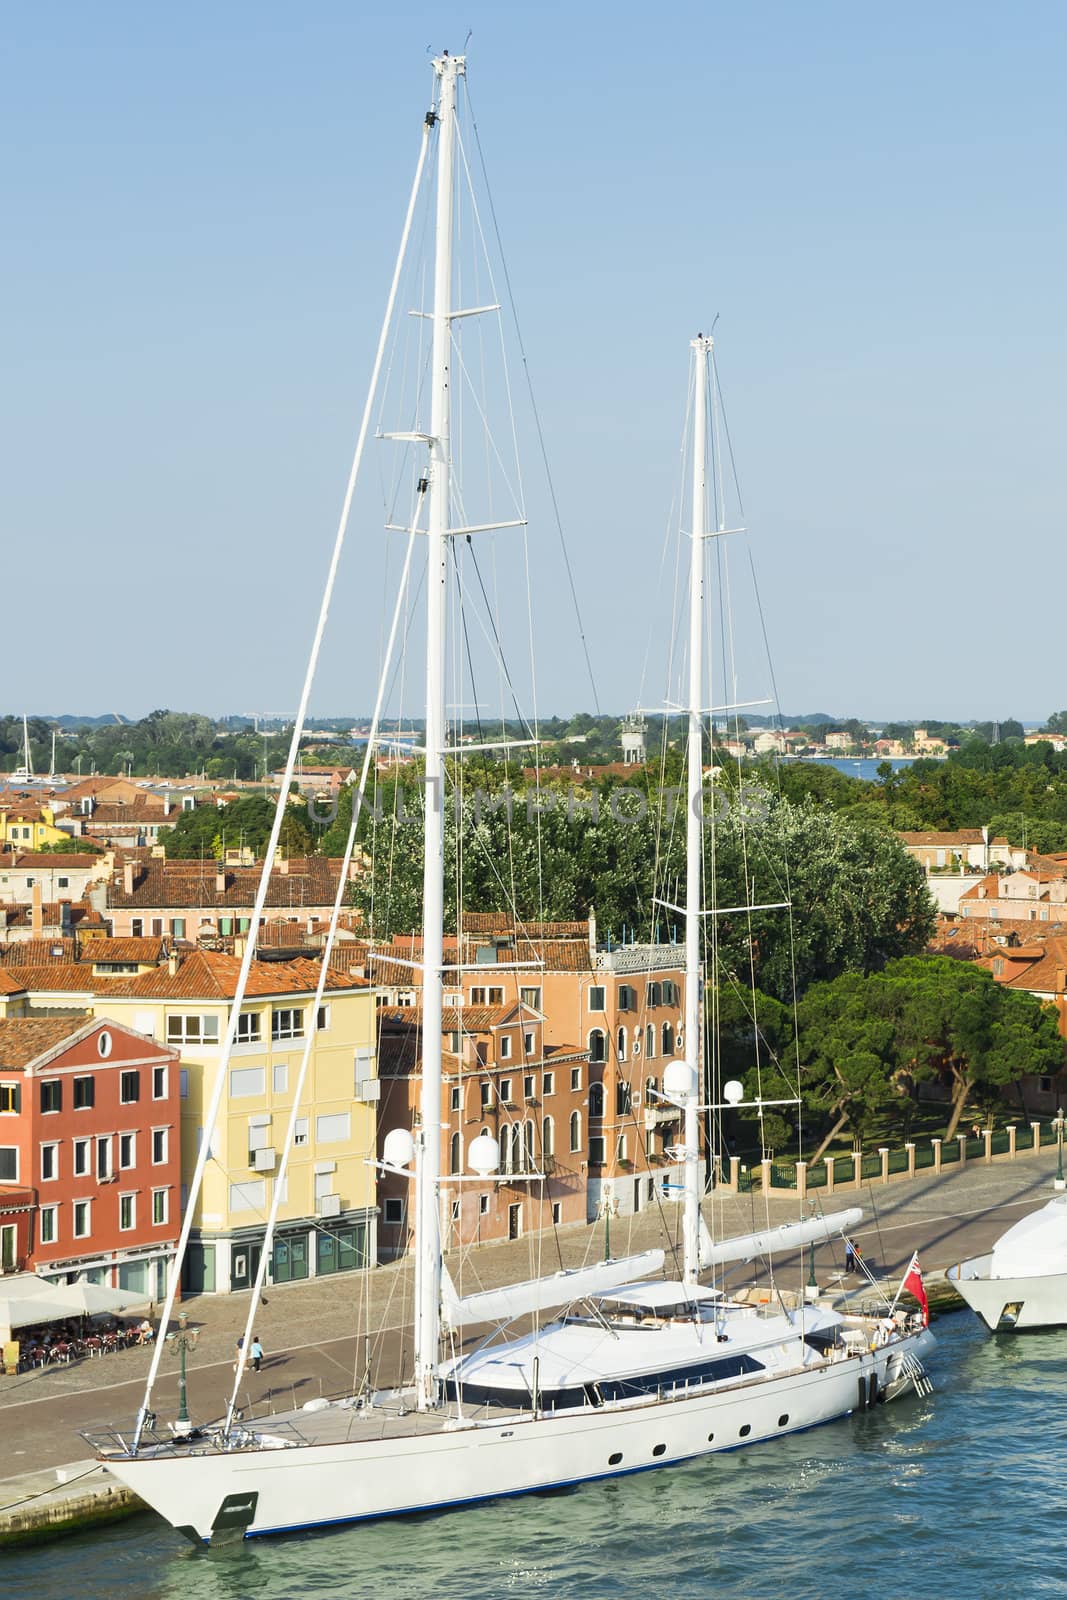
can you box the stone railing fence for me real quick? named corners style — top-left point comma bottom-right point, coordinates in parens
top-left (713, 1119), bottom-right (1063, 1199)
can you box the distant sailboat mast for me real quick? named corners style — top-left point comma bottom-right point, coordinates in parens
top-left (414, 50), bottom-right (463, 1412)
top-left (682, 336), bottom-right (712, 1287)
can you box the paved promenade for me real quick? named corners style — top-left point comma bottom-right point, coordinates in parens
top-left (0, 1148), bottom-right (1060, 1483)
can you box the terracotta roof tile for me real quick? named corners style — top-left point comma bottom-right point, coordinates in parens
top-left (103, 948), bottom-right (367, 1000)
top-left (83, 937), bottom-right (167, 965)
top-left (0, 1016), bottom-right (94, 1068)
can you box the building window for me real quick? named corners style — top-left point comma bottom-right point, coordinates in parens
top-left (272, 1008), bottom-right (305, 1041)
top-left (119, 1133), bottom-right (136, 1168)
top-left (151, 918), bottom-right (164, 937)
top-left (41, 1142), bottom-right (59, 1182)
top-left (0, 1083), bottom-right (20, 1115)
top-left (542, 1071), bottom-right (555, 1097)
top-left (152, 1066), bottom-right (167, 1099)
top-left (120, 1070), bottom-right (140, 1104)
top-left (662, 1022), bottom-right (674, 1055)
top-left (645, 1025), bottom-right (656, 1060)
top-left (569, 1111), bottom-right (581, 1153)
top-left (479, 1193), bottom-right (490, 1216)
top-left (499, 1078), bottom-right (514, 1105)
top-left (315, 1112), bottom-right (351, 1143)
top-left (616, 1027), bottom-right (627, 1062)
top-left (470, 986), bottom-right (504, 1006)
top-left (166, 1014), bottom-right (220, 1045)
top-left (589, 1135), bottom-right (606, 1166)
top-left (294, 1117), bottom-right (309, 1145)
top-left (73, 1138), bottom-right (90, 1177)
top-left (229, 1179), bottom-right (266, 1213)
top-left (499, 1036), bottom-right (512, 1061)
top-left (523, 1030), bottom-right (535, 1056)
top-left (119, 1193), bottom-right (136, 1231)
top-left (450, 1085), bottom-right (461, 1112)
top-left (152, 1128), bottom-right (168, 1164)
top-left (588, 986), bottom-right (606, 1012)
top-left (542, 1115), bottom-right (555, 1158)
top-left (616, 1134), bottom-right (628, 1161)
top-left (316, 1005), bottom-right (331, 1031)
top-left (570, 1067), bottom-right (582, 1092)
top-left (524, 1075), bottom-right (536, 1100)
top-left (237, 1013), bottom-right (261, 1044)
top-left (552, 1201), bottom-right (562, 1225)
top-left (40, 1080), bottom-right (62, 1114)
top-left (450, 1131), bottom-right (462, 1175)
top-left (230, 1067), bottom-right (266, 1098)
top-left (40, 1205), bottom-right (58, 1245)
top-left (96, 1136), bottom-right (113, 1180)
top-left (179, 1068), bottom-right (189, 1099)
top-left (57, 876), bottom-right (69, 889)
top-left (131, 919), bottom-right (144, 936)
top-left (479, 1080), bottom-right (492, 1108)
top-left (520, 986), bottom-right (542, 1010)
top-left (589, 1083), bottom-right (605, 1118)
top-left (272, 1062), bottom-right (288, 1094)
top-left (97, 1030), bottom-right (113, 1059)
top-left (617, 984), bottom-right (636, 1012)
top-left (171, 917), bottom-right (186, 938)
top-left (645, 981), bottom-right (662, 1008)
top-left (384, 1198), bottom-right (404, 1225)
top-left (152, 1189), bottom-right (168, 1225)
top-left (73, 1200), bottom-right (91, 1238)
top-left (588, 1030), bottom-right (606, 1065)
top-left (616, 1080), bottom-right (632, 1116)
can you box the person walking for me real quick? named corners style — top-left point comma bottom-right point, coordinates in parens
top-left (250, 1336), bottom-right (264, 1374)
top-left (233, 1335), bottom-right (244, 1373)
top-left (844, 1238), bottom-right (856, 1274)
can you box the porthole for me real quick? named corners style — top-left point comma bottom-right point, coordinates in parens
top-left (707, 1432), bottom-right (715, 1443)
top-left (97, 1031), bottom-right (112, 1059)
top-left (739, 1424), bottom-right (752, 1438)
top-left (652, 1443), bottom-right (666, 1457)
top-left (608, 1451), bottom-right (623, 1465)
top-left (778, 1414), bottom-right (789, 1427)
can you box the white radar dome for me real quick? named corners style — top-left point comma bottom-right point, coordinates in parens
top-left (383, 1128), bottom-right (415, 1169)
top-left (663, 1061), bottom-right (697, 1101)
top-left (723, 1080), bottom-right (745, 1106)
top-left (468, 1134), bottom-right (500, 1176)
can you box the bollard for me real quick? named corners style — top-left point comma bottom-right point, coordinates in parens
top-left (905, 1142), bottom-right (916, 1178)
top-left (878, 1146), bottom-right (890, 1184)
top-left (825, 1158), bottom-right (835, 1195)
top-left (932, 1138), bottom-right (942, 1174)
top-left (1007, 1124), bottom-right (1017, 1159)
top-left (1031, 1122), bottom-right (1042, 1157)
top-left (795, 1160), bottom-right (807, 1201)
top-left (761, 1157), bottom-right (772, 1193)
top-left (728, 1156), bottom-right (740, 1192)
top-left (851, 1151), bottom-right (863, 1190)
top-left (983, 1128), bottom-right (993, 1164)
top-left (957, 1133), bottom-right (968, 1165)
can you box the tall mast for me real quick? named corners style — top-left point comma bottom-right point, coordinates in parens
top-left (414, 50), bottom-right (463, 1411)
top-left (683, 335), bottom-right (711, 1287)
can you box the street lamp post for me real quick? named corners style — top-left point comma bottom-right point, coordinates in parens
top-left (171, 1312), bottom-right (200, 1434)
top-left (1055, 1107), bottom-right (1065, 1192)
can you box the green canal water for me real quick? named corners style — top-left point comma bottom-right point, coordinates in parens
top-left (7, 1315), bottom-right (1064, 1600)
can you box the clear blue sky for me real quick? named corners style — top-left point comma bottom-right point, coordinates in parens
top-left (6, 2), bottom-right (1066, 723)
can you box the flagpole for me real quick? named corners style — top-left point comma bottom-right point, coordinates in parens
top-left (887, 1252), bottom-right (916, 1316)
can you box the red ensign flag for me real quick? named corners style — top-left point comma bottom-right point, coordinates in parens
top-left (901, 1251), bottom-right (929, 1326)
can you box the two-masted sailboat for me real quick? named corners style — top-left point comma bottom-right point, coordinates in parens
top-left (96, 52), bottom-right (934, 1545)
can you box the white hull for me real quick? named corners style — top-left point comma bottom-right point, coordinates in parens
top-left (947, 1254), bottom-right (1067, 1331)
top-left (103, 1331), bottom-right (932, 1544)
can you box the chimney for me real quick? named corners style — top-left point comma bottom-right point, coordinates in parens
top-left (277, 856), bottom-right (290, 876)
top-left (123, 859), bottom-right (137, 896)
top-left (1056, 968), bottom-right (1066, 995)
top-left (215, 870), bottom-right (227, 894)
top-left (234, 936), bottom-right (246, 959)
top-left (31, 881), bottom-right (43, 937)
top-left (168, 952), bottom-right (179, 978)
top-left (587, 908), bottom-right (597, 963)
top-left (163, 794), bottom-right (172, 817)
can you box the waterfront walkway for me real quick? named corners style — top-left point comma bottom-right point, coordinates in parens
top-left (0, 1149), bottom-right (1060, 1485)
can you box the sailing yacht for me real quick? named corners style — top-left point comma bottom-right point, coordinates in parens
top-left (95, 52), bottom-right (934, 1545)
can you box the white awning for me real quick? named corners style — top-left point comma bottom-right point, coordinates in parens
top-left (441, 1250), bottom-right (666, 1329)
top-left (699, 1207), bottom-right (863, 1269)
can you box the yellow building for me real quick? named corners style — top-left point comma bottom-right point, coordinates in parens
top-left (91, 948), bottom-right (379, 1293)
top-left (0, 804), bottom-right (70, 852)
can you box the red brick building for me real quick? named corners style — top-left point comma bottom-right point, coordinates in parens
top-left (0, 1016), bottom-right (181, 1296)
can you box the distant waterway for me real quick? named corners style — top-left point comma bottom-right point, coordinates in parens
top-left (797, 757), bottom-right (916, 782)
top-left (8, 1315), bottom-right (1067, 1599)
